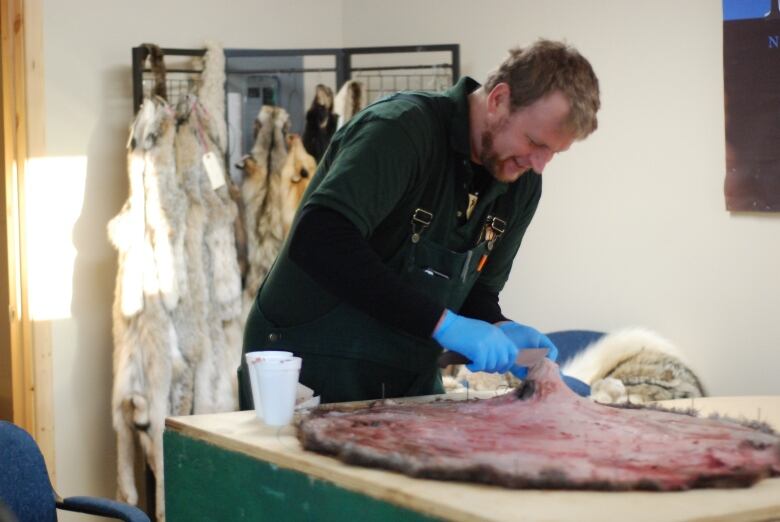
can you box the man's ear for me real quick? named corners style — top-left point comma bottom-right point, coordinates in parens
top-left (486, 82), bottom-right (511, 117)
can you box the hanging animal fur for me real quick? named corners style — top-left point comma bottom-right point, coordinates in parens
top-left (197, 40), bottom-right (227, 154)
top-left (140, 43), bottom-right (167, 102)
top-left (109, 97), bottom-right (185, 522)
top-left (333, 79), bottom-right (367, 129)
top-left (109, 41), bottom-right (241, 522)
top-left (175, 97), bottom-right (242, 417)
top-left (240, 105), bottom-right (290, 316)
top-left (280, 133), bottom-right (317, 236)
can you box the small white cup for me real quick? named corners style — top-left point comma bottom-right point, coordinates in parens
top-left (257, 356), bottom-right (302, 427)
top-left (245, 351), bottom-right (293, 419)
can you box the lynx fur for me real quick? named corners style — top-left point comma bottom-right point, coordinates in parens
top-left (561, 328), bottom-right (706, 404)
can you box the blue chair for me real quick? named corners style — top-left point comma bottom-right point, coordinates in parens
top-left (0, 421), bottom-right (149, 522)
top-left (547, 329), bottom-right (605, 367)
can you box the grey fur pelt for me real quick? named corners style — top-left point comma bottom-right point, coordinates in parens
top-left (109, 43), bottom-right (242, 520)
top-left (176, 97), bottom-right (242, 415)
top-left (197, 40), bottom-right (227, 154)
top-left (108, 97), bottom-right (185, 521)
top-left (240, 105), bottom-right (290, 316)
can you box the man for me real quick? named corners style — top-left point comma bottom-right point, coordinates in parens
top-left (239, 39), bottom-right (600, 406)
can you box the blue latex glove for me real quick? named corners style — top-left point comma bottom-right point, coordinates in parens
top-left (433, 310), bottom-right (518, 373)
top-left (497, 321), bottom-right (559, 379)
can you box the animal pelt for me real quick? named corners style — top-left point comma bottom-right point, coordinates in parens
top-left (561, 328), bottom-right (706, 404)
top-left (280, 133), bottom-right (317, 236)
top-left (333, 79), bottom-right (367, 129)
top-left (141, 43), bottom-right (166, 101)
top-left (175, 96), bottom-right (242, 415)
top-left (228, 179), bottom-right (249, 285)
top-left (240, 105), bottom-right (290, 316)
top-left (196, 40), bottom-right (227, 154)
top-left (302, 84), bottom-right (336, 162)
top-left (108, 97), bottom-right (185, 521)
top-left (109, 93), bottom-right (242, 522)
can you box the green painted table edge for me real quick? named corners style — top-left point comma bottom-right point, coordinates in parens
top-left (164, 429), bottom-right (442, 521)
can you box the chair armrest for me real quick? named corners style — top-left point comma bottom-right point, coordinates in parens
top-left (57, 496), bottom-right (150, 522)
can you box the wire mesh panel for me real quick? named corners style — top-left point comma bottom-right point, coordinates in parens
top-left (141, 76), bottom-right (201, 105)
top-left (348, 49), bottom-right (456, 103)
top-left (354, 67), bottom-right (453, 103)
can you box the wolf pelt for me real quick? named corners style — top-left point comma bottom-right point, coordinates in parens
top-left (109, 97), bottom-right (185, 521)
top-left (561, 328), bottom-right (706, 404)
top-left (240, 105), bottom-right (290, 316)
top-left (197, 40), bottom-right (227, 153)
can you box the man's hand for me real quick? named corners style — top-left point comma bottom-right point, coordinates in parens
top-left (433, 310), bottom-right (518, 373)
top-left (497, 321), bottom-right (558, 378)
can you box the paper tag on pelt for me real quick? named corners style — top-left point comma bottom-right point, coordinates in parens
top-left (202, 151), bottom-right (226, 190)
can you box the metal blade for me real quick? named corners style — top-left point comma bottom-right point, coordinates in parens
top-left (437, 347), bottom-right (550, 368)
top-left (514, 348), bottom-right (549, 367)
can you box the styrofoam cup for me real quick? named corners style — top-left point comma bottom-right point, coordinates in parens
top-left (245, 351), bottom-right (293, 419)
top-left (257, 356), bottom-right (302, 427)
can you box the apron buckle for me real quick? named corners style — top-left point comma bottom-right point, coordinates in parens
top-left (411, 208), bottom-right (434, 243)
top-left (411, 208), bottom-right (433, 226)
top-left (490, 216), bottom-right (506, 236)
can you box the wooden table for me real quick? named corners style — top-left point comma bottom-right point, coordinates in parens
top-left (164, 395), bottom-right (780, 521)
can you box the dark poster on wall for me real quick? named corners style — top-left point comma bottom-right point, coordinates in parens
top-left (723, 0), bottom-right (780, 211)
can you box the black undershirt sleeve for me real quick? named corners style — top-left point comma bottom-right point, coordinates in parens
top-left (458, 281), bottom-right (508, 324)
top-left (289, 205), bottom-right (508, 336)
top-left (288, 205), bottom-right (445, 338)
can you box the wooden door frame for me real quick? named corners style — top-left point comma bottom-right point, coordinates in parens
top-left (1, 0), bottom-right (53, 475)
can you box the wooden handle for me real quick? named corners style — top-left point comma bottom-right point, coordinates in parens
top-left (437, 351), bottom-right (470, 368)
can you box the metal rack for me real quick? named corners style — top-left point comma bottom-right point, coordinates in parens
top-left (131, 44), bottom-right (460, 112)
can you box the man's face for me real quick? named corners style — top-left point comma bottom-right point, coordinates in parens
top-left (479, 88), bottom-right (576, 183)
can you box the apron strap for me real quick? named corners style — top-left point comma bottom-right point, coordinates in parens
top-left (476, 193), bottom-right (511, 272)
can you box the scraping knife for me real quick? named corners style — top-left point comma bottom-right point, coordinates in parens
top-left (437, 348), bottom-right (549, 369)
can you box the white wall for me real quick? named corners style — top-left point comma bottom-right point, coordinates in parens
top-left (31, 0), bottom-right (779, 512)
top-left (344, 0), bottom-right (780, 397)
top-left (34, 0), bottom-right (343, 512)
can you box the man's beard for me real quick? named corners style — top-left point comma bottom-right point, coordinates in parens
top-left (479, 129), bottom-right (500, 179)
top-left (479, 116), bottom-right (526, 182)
